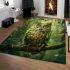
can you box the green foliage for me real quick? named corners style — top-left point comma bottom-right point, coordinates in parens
top-left (24, 23), bottom-right (51, 49)
top-left (47, 19), bottom-right (65, 47)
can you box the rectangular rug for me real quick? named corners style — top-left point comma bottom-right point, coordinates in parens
top-left (0, 17), bottom-right (66, 64)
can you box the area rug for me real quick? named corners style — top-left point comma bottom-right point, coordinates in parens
top-left (0, 17), bottom-right (66, 64)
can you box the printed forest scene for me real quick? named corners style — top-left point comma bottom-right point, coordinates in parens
top-left (0, 18), bottom-right (66, 64)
